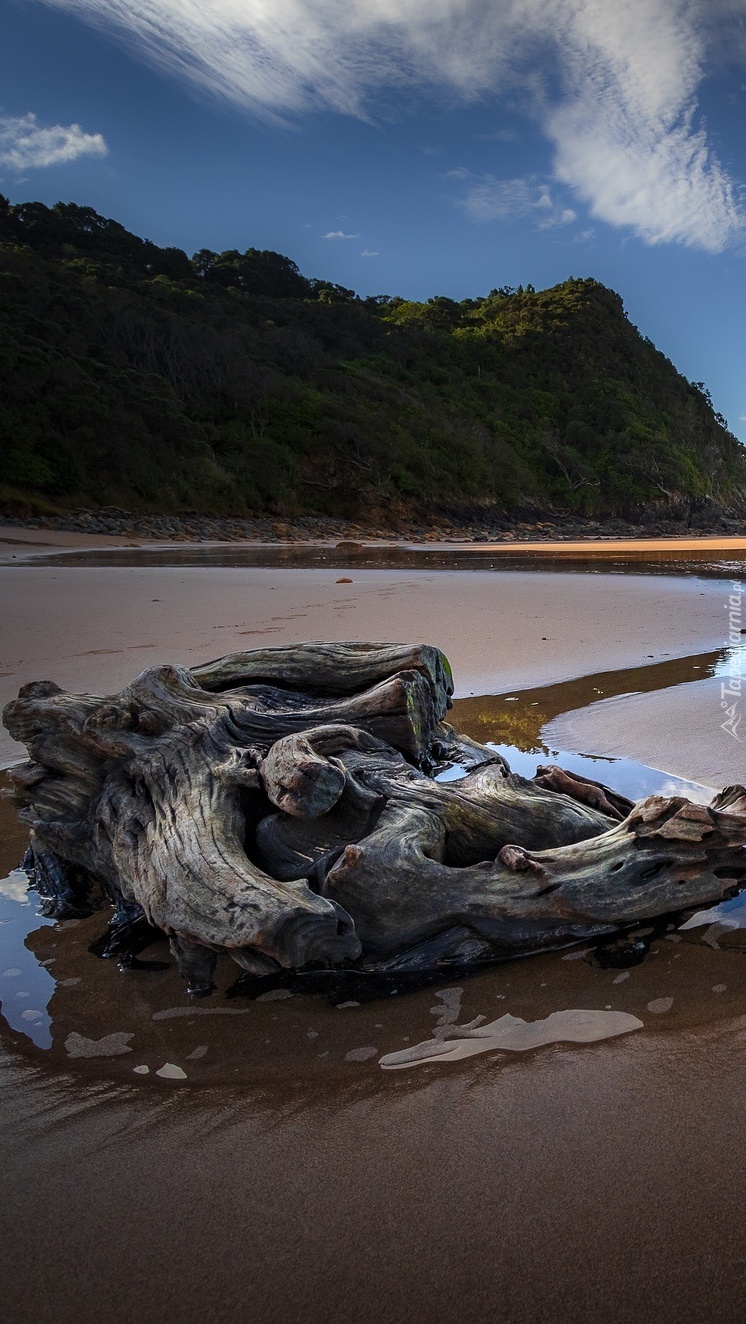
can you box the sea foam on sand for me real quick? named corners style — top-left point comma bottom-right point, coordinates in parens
top-left (379, 1008), bottom-right (644, 1069)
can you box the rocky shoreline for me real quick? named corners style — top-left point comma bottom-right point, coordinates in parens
top-left (3, 507), bottom-right (746, 544)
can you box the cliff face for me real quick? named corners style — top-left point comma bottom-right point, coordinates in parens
top-left (1, 197), bottom-right (744, 518)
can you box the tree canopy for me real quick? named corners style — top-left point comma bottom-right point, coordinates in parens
top-left (1, 195), bottom-right (744, 518)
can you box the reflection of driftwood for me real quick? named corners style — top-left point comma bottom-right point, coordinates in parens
top-left (4, 643), bottom-right (746, 993)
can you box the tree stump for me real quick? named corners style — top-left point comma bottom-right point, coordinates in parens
top-left (4, 642), bottom-right (746, 993)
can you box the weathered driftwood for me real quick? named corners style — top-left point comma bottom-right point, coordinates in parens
top-left (4, 642), bottom-right (746, 994)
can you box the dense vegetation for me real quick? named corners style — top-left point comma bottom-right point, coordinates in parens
top-left (1, 196), bottom-right (744, 519)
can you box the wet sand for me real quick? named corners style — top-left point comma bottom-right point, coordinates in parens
top-left (4, 1005), bottom-right (746, 1324)
top-left (0, 553), bottom-right (741, 775)
top-left (548, 675), bottom-right (743, 787)
top-left (2, 535), bottom-right (746, 1324)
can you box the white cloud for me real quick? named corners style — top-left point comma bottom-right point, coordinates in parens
top-left (39, 0), bottom-right (746, 251)
top-left (461, 175), bottom-right (577, 229)
top-left (323, 230), bottom-right (359, 239)
top-left (543, 3), bottom-right (744, 251)
top-left (0, 112), bottom-right (107, 170)
top-left (360, 248), bottom-right (379, 255)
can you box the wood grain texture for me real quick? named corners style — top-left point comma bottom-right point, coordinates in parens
top-left (4, 642), bottom-right (746, 992)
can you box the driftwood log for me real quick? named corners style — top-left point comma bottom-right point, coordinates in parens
top-left (4, 642), bottom-right (746, 995)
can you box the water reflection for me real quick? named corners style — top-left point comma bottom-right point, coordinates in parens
top-left (10, 541), bottom-right (746, 581)
top-left (437, 743), bottom-right (711, 804)
top-left (451, 644), bottom-right (745, 759)
top-left (0, 873), bottom-right (56, 1048)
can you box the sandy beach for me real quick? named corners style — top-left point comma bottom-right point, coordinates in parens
top-left (2, 530), bottom-right (746, 1324)
top-left (1, 528), bottom-right (742, 780)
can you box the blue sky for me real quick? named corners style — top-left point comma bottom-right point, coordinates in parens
top-left (1, 0), bottom-right (745, 439)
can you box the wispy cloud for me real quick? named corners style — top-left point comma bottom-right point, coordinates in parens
top-left (323, 230), bottom-right (359, 239)
top-left (39, 0), bottom-right (746, 251)
top-left (460, 175), bottom-right (576, 229)
top-left (0, 112), bottom-right (107, 170)
top-left (475, 128), bottom-right (521, 143)
top-left (543, 2), bottom-right (744, 251)
top-left (360, 248), bottom-right (379, 256)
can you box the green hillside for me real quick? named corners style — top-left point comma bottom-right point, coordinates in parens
top-left (1, 196), bottom-right (744, 519)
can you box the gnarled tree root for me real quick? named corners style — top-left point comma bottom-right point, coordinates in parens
top-left (4, 642), bottom-right (745, 993)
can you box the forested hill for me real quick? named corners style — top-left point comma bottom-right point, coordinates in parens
top-left (1, 196), bottom-right (744, 521)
